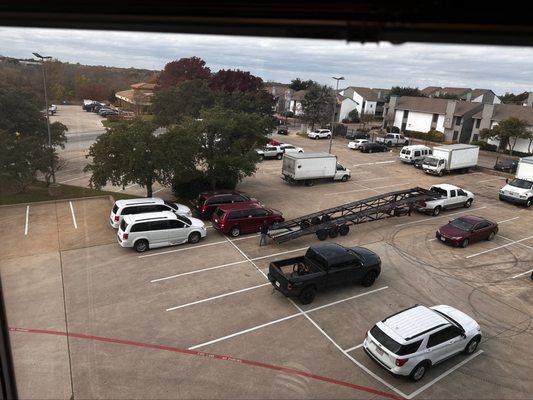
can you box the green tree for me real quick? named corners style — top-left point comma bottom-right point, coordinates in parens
top-left (301, 83), bottom-right (334, 129)
top-left (84, 119), bottom-right (163, 196)
top-left (387, 86), bottom-right (425, 101)
top-left (500, 92), bottom-right (529, 105)
top-left (479, 118), bottom-right (529, 156)
top-left (348, 108), bottom-right (360, 123)
top-left (289, 78), bottom-right (314, 91)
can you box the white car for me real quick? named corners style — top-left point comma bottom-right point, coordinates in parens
top-left (110, 197), bottom-right (192, 228)
top-left (279, 143), bottom-right (304, 154)
top-left (308, 129), bottom-right (331, 140)
top-left (348, 139), bottom-right (369, 150)
top-left (418, 184), bottom-right (474, 216)
top-left (364, 304), bottom-right (481, 382)
top-left (256, 145), bottom-right (283, 160)
top-left (117, 211), bottom-right (206, 252)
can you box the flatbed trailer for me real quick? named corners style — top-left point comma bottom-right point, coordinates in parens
top-left (268, 187), bottom-right (436, 243)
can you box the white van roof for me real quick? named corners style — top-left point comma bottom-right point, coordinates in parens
top-left (114, 197), bottom-right (164, 208)
top-left (123, 211), bottom-right (176, 225)
top-left (401, 144), bottom-right (431, 150)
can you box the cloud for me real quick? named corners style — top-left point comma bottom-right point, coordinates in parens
top-left (1, 26), bottom-right (532, 94)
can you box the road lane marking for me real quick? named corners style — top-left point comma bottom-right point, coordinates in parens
top-left (496, 216), bottom-right (519, 224)
top-left (69, 201), bottom-right (78, 229)
top-left (165, 283), bottom-right (270, 311)
top-left (189, 286), bottom-right (389, 350)
top-left (512, 269), bottom-right (533, 279)
top-left (352, 160), bottom-right (396, 167)
top-left (344, 343), bottom-right (364, 352)
top-left (466, 235), bottom-right (533, 258)
top-left (24, 206), bottom-right (29, 236)
top-left (152, 187), bottom-right (165, 194)
top-left (395, 206), bottom-right (488, 227)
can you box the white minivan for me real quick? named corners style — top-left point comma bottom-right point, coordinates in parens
top-left (110, 197), bottom-right (191, 228)
top-left (117, 211), bottom-right (206, 252)
top-left (400, 145), bottom-right (432, 164)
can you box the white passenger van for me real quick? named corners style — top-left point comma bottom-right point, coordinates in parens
top-left (117, 211), bottom-right (206, 252)
top-left (110, 197), bottom-right (191, 228)
top-left (399, 145), bottom-right (432, 164)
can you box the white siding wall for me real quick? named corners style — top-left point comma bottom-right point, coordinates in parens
top-left (405, 111), bottom-right (434, 132)
top-left (393, 110), bottom-right (404, 129)
top-left (353, 92), bottom-right (364, 115)
top-left (364, 101), bottom-right (377, 115)
top-left (339, 99), bottom-right (357, 121)
top-left (436, 115), bottom-right (445, 132)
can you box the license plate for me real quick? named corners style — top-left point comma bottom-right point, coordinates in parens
top-left (275, 281), bottom-right (280, 287)
top-left (375, 346), bottom-right (384, 356)
top-left (440, 236), bottom-right (446, 242)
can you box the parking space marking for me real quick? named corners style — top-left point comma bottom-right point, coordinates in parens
top-left (478, 177), bottom-right (505, 183)
top-left (189, 286), bottom-right (388, 350)
top-left (395, 206), bottom-right (488, 227)
top-left (165, 283), bottom-right (271, 311)
top-left (404, 350), bottom-right (484, 399)
top-left (512, 269), bottom-right (533, 279)
top-left (138, 240), bottom-right (228, 258)
top-left (58, 175), bottom-right (90, 184)
top-left (326, 183), bottom-right (412, 197)
top-left (497, 234), bottom-right (533, 251)
top-left (152, 188), bottom-right (165, 195)
top-left (466, 235), bottom-right (533, 258)
top-left (352, 160), bottom-right (396, 167)
top-left (69, 201), bottom-right (78, 229)
top-left (24, 205), bottom-right (29, 236)
top-left (496, 216), bottom-right (520, 224)
top-left (344, 343), bottom-right (364, 352)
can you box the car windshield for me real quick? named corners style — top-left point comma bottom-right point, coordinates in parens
top-left (369, 326), bottom-right (421, 356)
top-left (424, 157), bottom-right (439, 166)
top-left (177, 215), bottom-right (192, 225)
top-left (401, 149), bottom-right (409, 154)
top-left (164, 200), bottom-right (177, 210)
top-left (449, 218), bottom-right (474, 231)
top-left (508, 178), bottom-right (533, 189)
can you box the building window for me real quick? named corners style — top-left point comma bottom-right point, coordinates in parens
top-left (432, 114), bottom-right (438, 123)
top-left (455, 116), bottom-right (462, 126)
top-left (453, 131), bottom-right (459, 141)
top-left (475, 119), bottom-right (481, 129)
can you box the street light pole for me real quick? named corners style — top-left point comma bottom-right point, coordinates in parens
top-left (33, 52), bottom-right (55, 184)
top-left (329, 76), bottom-right (344, 154)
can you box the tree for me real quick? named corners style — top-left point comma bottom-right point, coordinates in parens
top-left (289, 78), bottom-right (314, 91)
top-left (479, 118), bottom-right (529, 156)
top-left (301, 83), bottom-right (334, 129)
top-left (387, 86), bottom-right (426, 100)
top-left (84, 119), bottom-right (163, 197)
top-left (434, 93), bottom-right (460, 100)
top-left (152, 80), bottom-right (215, 126)
top-left (500, 92), bottom-right (529, 105)
top-left (157, 57), bottom-right (211, 89)
top-left (348, 108), bottom-right (360, 123)
top-left (210, 69), bottom-right (263, 93)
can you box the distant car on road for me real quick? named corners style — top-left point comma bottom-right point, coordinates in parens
top-left (48, 104), bottom-right (57, 115)
top-left (348, 139), bottom-right (369, 150)
top-left (360, 142), bottom-right (389, 153)
top-left (277, 125), bottom-right (289, 135)
top-left (436, 215), bottom-right (498, 248)
top-left (494, 159), bottom-right (518, 173)
top-left (308, 129), bottom-right (331, 140)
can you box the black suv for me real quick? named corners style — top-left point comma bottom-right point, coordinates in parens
top-left (494, 159), bottom-right (518, 173)
top-left (346, 130), bottom-right (369, 140)
top-left (277, 125), bottom-right (289, 135)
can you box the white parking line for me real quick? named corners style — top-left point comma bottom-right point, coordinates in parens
top-left (496, 216), bottom-right (520, 224)
top-left (24, 205), bottom-right (29, 236)
top-left (478, 177), bottom-right (505, 183)
top-left (325, 182), bottom-right (411, 197)
top-left (405, 350), bottom-right (484, 399)
top-left (466, 235), bottom-right (533, 258)
top-left (352, 160), bottom-right (395, 167)
top-left (498, 235), bottom-right (533, 251)
top-left (69, 201), bottom-right (78, 229)
top-left (189, 286), bottom-right (389, 350)
top-left (58, 175), bottom-right (89, 184)
top-left (165, 283), bottom-right (270, 311)
top-left (138, 240), bottom-right (228, 258)
top-left (343, 343), bottom-right (364, 352)
top-left (152, 187), bottom-right (165, 195)
top-left (124, 183), bottom-right (138, 190)
top-left (395, 206), bottom-right (488, 227)
top-left (512, 269), bottom-right (533, 279)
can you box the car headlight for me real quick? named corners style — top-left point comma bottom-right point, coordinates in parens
top-left (451, 236), bottom-right (463, 240)
top-left (520, 194), bottom-right (528, 198)
top-left (499, 189), bottom-right (504, 194)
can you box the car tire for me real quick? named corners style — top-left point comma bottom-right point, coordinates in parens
top-left (369, 149), bottom-right (373, 153)
top-left (464, 337), bottom-right (480, 355)
top-left (487, 231), bottom-right (496, 241)
top-left (134, 239), bottom-right (149, 253)
top-left (305, 180), bottom-right (314, 187)
top-left (316, 230), bottom-right (328, 241)
top-left (526, 198), bottom-right (533, 208)
top-left (361, 270), bottom-right (377, 287)
top-left (464, 199), bottom-right (473, 208)
top-left (230, 226), bottom-right (241, 237)
top-left (339, 225), bottom-right (350, 236)
top-left (461, 238), bottom-right (469, 248)
top-left (410, 362), bottom-right (430, 382)
top-left (328, 227), bottom-right (338, 238)
top-left (188, 232), bottom-right (201, 244)
top-left (326, 135), bottom-right (331, 139)
top-left (432, 206), bottom-right (441, 216)
top-left (438, 170), bottom-right (444, 177)
top-left (277, 153), bottom-right (282, 160)
top-left (341, 175), bottom-right (349, 182)
top-left (298, 286), bottom-right (316, 305)
top-left (260, 154), bottom-right (264, 160)
top-left (315, 136), bottom-right (319, 140)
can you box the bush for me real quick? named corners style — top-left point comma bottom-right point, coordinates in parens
top-left (341, 118), bottom-right (350, 123)
top-left (471, 140), bottom-right (498, 152)
top-left (171, 173), bottom-right (239, 200)
top-left (387, 126), bottom-right (400, 133)
top-left (404, 129), bottom-right (444, 142)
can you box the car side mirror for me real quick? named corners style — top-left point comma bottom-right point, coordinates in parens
top-left (505, 178), bottom-right (509, 183)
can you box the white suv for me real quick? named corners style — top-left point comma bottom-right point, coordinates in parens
top-left (363, 304), bottom-right (481, 382)
top-left (110, 197), bottom-right (191, 228)
top-left (308, 129), bottom-right (331, 140)
top-left (117, 211), bottom-right (206, 252)
top-left (279, 143), bottom-right (304, 154)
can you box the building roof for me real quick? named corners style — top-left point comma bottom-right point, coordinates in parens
top-left (130, 82), bottom-right (156, 90)
top-left (470, 88), bottom-right (493, 98)
top-left (420, 86), bottom-right (442, 96)
top-left (440, 87), bottom-right (471, 97)
top-left (291, 89), bottom-right (308, 101)
top-left (472, 103), bottom-right (533, 125)
top-left (115, 89), bottom-right (153, 105)
top-left (453, 101), bottom-right (482, 116)
top-left (349, 87), bottom-right (380, 101)
top-left (395, 96), bottom-right (481, 116)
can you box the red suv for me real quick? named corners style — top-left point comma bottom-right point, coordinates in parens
top-left (211, 203), bottom-right (284, 237)
top-left (195, 191), bottom-right (259, 219)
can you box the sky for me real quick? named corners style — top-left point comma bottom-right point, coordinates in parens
top-left (1, 26), bottom-right (532, 95)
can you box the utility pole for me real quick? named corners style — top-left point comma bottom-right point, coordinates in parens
top-left (33, 52), bottom-right (56, 184)
top-left (329, 76), bottom-right (344, 153)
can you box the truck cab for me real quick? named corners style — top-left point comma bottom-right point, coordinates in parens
top-left (422, 156), bottom-right (446, 175)
top-left (334, 163), bottom-right (351, 181)
top-left (499, 156), bottom-right (533, 207)
top-left (418, 184), bottom-right (474, 216)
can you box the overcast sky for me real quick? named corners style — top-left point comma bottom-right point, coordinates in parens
top-left (1, 26), bottom-right (532, 95)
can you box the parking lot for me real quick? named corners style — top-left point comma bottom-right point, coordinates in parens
top-left (1, 132), bottom-right (532, 399)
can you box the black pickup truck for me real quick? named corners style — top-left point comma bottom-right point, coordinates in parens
top-left (267, 243), bottom-right (381, 304)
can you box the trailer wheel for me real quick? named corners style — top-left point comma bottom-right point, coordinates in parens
top-left (311, 217), bottom-right (321, 225)
top-left (328, 227), bottom-right (338, 238)
top-left (339, 225), bottom-right (350, 236)
top-left (300, 220), bottom-right (311, 229)
top-left (316, 230), bottom-right (328, 241)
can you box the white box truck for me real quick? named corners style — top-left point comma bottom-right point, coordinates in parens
top-left (282, 152), bottom-right (351, 185)
top-left (499, 156), bottom-right (533, 207)
top-left (422, 144), bottom-right (479, 176)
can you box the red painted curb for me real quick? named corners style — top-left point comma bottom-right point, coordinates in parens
top-left (10, 327), bottom-right (403, 400)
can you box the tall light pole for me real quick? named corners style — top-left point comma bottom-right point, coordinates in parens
top-left (329, 76), bottom-right (344, 153)
top-left (33, 52), bottom-right (56, 184)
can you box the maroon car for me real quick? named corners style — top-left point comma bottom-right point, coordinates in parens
top-left (436, 216), bottom-right (498, 248)
top-left (211, 203), bottom-right (284, 237)
top-left (195, 190), bottom-right (259, 219)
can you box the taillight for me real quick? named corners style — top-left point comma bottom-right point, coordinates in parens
top-left (420, 201), bottom-right (426, 207)
top-left (395, 358), bottom-right (409, 367)
top-left (287, 283), bottom-right (293, 290)
top-left (201, 205), bottom-right (207, 212)
top-left (123, 233), bottom-right (128, 240)
top-left (114, 215), bottom-right (119, 221)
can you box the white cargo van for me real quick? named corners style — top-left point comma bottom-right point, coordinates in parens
top-left (282, 152), bottom-right (350, 185)
top-left (422, 144), bottom-right (479, 176)
top-left (399, 145), bottom-right (432, 164)
top-left (499, 156), bottom-right (533, 207)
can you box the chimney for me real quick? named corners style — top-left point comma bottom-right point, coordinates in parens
top-left (527, 92), bottom-right (533, 107)
top-left (443, 100), bottom-right (457, 129)
top-left (479, 104), bottom-right (495, 131)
